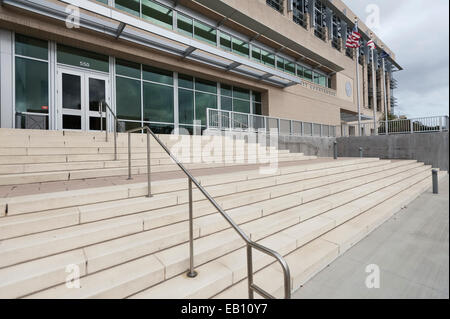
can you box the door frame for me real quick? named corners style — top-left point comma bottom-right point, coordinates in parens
top-left (57, 66), bottom-right (110, 131)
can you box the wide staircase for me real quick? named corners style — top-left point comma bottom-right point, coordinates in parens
top-left (0, 128), bottom-right (446, 299)
top-left (0, 128), bottom-right (313, 186)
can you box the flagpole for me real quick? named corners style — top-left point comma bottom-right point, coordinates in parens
top-left (381, 45), bottom-right (389, 135)
top-left (354, 18), bottom-right (362, 136)
top-left (370, 33), bottom-right (378, 135)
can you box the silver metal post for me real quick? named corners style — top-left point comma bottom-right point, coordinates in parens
top-left (127, 132), bottom-right (132, 180)
top-left (382, 55), bottom-right (389, 135)
top-left (105, 107), bottom-right (108, 143)
top-left (333, 141), bottom-right (338, 160)
top-left (113, 117), bottom-right (117, 160)
top-left (146, 130), bottom-right (152, 197)
top-left (359, 147), bottom-right (363, 158)
top-left (370, 40), bottom-right (378, 135)
top-left (247, 244), bottom-right (254, 299)
top-left (432, 169), bottom-right (439, 194)
top-left (187, 179), bottom-right (197, 278)
top-left (99, 102), bottom-right (103, 132)
top-left (354, 20), bottom-right (362, 136)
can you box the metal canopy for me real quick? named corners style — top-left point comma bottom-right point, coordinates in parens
top-left (3, 0), bottom-right (301, 88)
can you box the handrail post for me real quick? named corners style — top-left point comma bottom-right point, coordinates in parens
top-left (127, 132), bottom-right (132, 180)
top-left (146, 130), bottom-right (152, 197)
top-left (246, 244), bottom-right (254, 299)
top-left (187, 179), bottom-right (198, 278)
top-left (359, 147), bottom-right (363, 159)
top-left (432, 169), bottom-right (439, 194)
top-left (333, 141), bottom-right (338, 160)
top-left (105, 106), bottom-right (108, 143)
top-left (99, 102), bottom-right (103, 132)
top-left (113, 117), bottom-right (117, 160)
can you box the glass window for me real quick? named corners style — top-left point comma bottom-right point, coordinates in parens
top-left (285, 61), bottom-right (295, 75)
top-left (143, 65), bottom-right (173, 85)
top-left (57, 44), bottom-right (109, 73)
top-left (232, 38), bottom-right (249, 57)
top-left (15, 34), bottom-right (48, 60)
top-left (220, 33), bottom-right (232, 51)
top-left (96, 0), bottom-right (108, 4)
top-left (252, 92), bottom-right (262, 103)
top-left (147, 123), bottom-right (174, 134)
top-left (143, 82), bottom-right (174, 123)
top-left (116, 59), bottom-right (141, 79)
top-left (118, 120), bottom-right (142, 132)
top-left (262, 50), bottom-right (275, 67)
top-left (313, 72), bottom-right (320, 84)
top-left (62, 74), bottom-right (81, 110)
top-left (296, 64), bottom-right (304, 78)
top-left (252, 47), bottom-right (261, 62)
top-left (221, 96), bottom-right (232, 111)
top-left (195, 92), bottom-right (217, 125)
top-left (233, 99), bottom-right (250, 113)
top-left (195, 78), bottom-right (217, 94)
top-left (177, 14), bottom-right (193, 37)
top-left (303, 68), bottom-right (313, 81)
top-left (276, 56), bottom-right (284, 70)
top-left (116, 76), bottom-right (141, 121)
top-left (252, 102), bottom-right (262, 115)
top-left (319, 75), bottom-right (327, 87)
top-left (178, 88), bottom-right (194, 124)
top-left (15, 57), bottom-right (48, 113)
top-left (179, 74), bottom-right (194, 89)
top-left (194, 20), bottom-right (216, 46)
top-left (233, 87), bottom-right (250, 100)
top-left (115, 0), bottom-right (140, 17)
top-left (221, 84), bottom-right (232, 97)
top-left (142, 0), bottom-right (173, 29)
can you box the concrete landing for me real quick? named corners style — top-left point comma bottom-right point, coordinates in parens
top-left (293, 176), bottom-right (449, 299)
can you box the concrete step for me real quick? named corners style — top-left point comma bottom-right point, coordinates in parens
top-left (0, 161), bottom-right (434, 298)
top-left (129, 168), bottom-right (435, 299)
top-left (1, 160), bottom-right (403, 264)
top-left (0, 158), bottom-right (379, 216)
top-left (212, 170), bottom-right (446, 299)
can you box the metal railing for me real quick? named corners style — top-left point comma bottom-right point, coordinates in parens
top-left (342, 115), bottom-right (449, 137)
top-left (125, 125), bottom-right (292, 299)
top-left (99, 101), bottom-right (119, 160)
top-left (207, 108), bottom-right (337, 137)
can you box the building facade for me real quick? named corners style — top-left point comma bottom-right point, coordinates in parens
top-left (0, 0), bottom-right (401, 135)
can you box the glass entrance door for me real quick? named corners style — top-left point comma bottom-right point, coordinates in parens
top-left (58, 68), bottom-right (109, 131)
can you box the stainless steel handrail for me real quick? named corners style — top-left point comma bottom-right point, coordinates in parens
top-left (99, 101), bottom-right (118, 161)
top-left (125, 125), bottom-right (292, 299)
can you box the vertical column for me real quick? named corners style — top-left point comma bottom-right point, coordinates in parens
top-left (49, 41), bottom-right (58, 130)
top-left (109, 56), bottom-right (116, 132)
top-left (325, 8), bottom-right (333, 43)
top-left (0, 29), bottom-right (14, 128)
top-left (385, 70), bottom-right (391, 114)
top-left (308, 0), bottom-right (315, 34)
top-left (377, 68), bottom-right (385, 115)
top-left (174, 72), bottom-right (179, 134)
top-left (362, 55), bottom-right (369, 109)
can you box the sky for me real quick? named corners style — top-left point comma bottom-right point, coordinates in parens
top-left (343, 0), bottom-right (449, 118)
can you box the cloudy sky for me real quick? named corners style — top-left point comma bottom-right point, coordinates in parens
top-left (343, 0), bottom-right (449, 118)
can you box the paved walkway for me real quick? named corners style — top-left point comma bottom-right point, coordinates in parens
top-left (293, 176), bottom-right (449, 299)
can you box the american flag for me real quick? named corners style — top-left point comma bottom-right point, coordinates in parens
top-left (367, 40), bottom-right (376, 50)
top-left (346, 24), bottom-right (361, 48)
